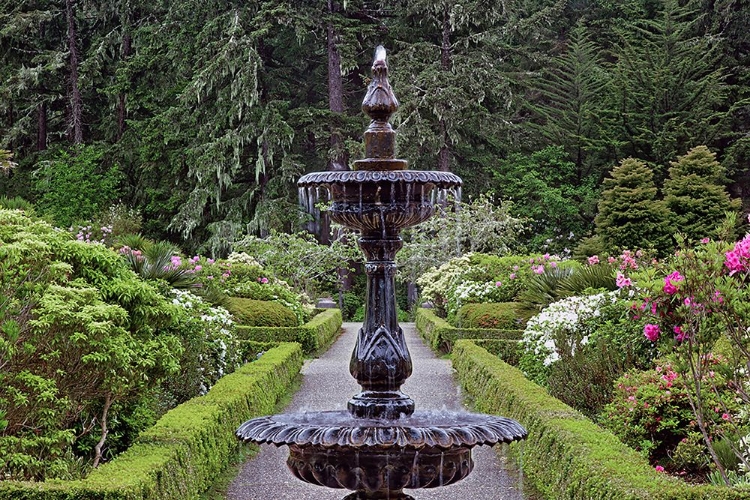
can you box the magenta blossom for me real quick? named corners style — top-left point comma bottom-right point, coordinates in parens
top-left (616, 272), bottom-right (632, 288)
top-left (663, 271), bottom-right (684, 295)
top-left (673, 325), bottom-right (688, 342)
top-left (587, 255), bottom-right (600, 265)
top-left (644, 323), bottom-right (661, 342)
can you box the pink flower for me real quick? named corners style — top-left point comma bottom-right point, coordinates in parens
top-left (194, 265), bottom-right (202, 272)
top-left (644, 323), bottom-right (660, 342)
top-left (509, 273), bottom-right (517, 280)
top-left (673, 325), bottom-right (688, 342)
top-left (655, 465), bottom-right (665, 473)
top-left (495, 281), bottom-right (503, 287)
top-left (722, 413), bottom-right (731, 421)
top-left (663, 271), bottom-right (684, 295)
top-left (616, 272), bottom-right (632, 288)
top-left (207, 258), bottom-right (215, 264)
top-left (700, 237), bottom-right (710, 244)
top-left (258, 277), bottom-right (269, 284)
top-left (533, 265), bottom-right (545, 274)
top-left (587, 255), bottom-right (600, 265)
top-left (608, 256), bottom-right (617, 264)
top-left (550, 261), bottom-right (558, 268)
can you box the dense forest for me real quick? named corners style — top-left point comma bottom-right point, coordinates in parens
top-left (1, 0), bottom-right (749, 255)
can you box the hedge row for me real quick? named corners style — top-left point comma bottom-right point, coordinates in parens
top-left (415, 307), bottom-right (522, 353)
top-left (0, 342), bottom-right (304, 500)
top-left (235, 308), bottom-right (342, 353)
top-left (451, 340), bottom-right (750, 500)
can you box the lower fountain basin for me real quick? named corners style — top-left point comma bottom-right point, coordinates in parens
top-left (237, 410), bottom-right (526, 498)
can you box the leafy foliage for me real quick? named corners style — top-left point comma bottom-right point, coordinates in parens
top-left (594, 157), bottom-right (675, 256)
top-left (0, 209), bottom-right (181, 479)
top-left (663, 146), bottom-right (741, 243)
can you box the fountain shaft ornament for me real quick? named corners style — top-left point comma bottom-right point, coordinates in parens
top-left (237, 46), bottom-right (526, 500)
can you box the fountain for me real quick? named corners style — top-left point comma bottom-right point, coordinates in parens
top-left (236, 46), bottom-right (527, 500)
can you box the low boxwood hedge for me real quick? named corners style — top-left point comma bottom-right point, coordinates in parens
top-left (226, 298), bottom-right (299, 327)
top-left (415, 307), bottom-right (522, 353)
top-left (0, 342), bottom-right (304, 500)
top-left (456, 302), bottom-right (525, 329)
top-left (452, 340), bottom-right (750, 500)
top-left (235, 308), bottom-right (342, 354)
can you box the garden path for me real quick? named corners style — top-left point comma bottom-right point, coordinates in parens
top-left (226, 322), bottom-right (526, 500)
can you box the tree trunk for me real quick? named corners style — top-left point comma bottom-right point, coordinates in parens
top-left (66, 0), bottom-right (83, 144)
top-left (438, 7), bottom-right (452, 172)
top-left (37, 102), bottom-right (47, 151)
top-left (92, 393), bottom-right (113, 468)
top-left (117, 33), bottom-right (132, 141)
top-left (322, 1), bottom-right (348, 246)
top-left (327, 0), bottom-right (347, 170)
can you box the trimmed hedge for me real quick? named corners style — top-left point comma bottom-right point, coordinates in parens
top-left (452, 340), bottom-right (750, 500)
top-left (456, 302), bottom-right (524, 329)
top-left (226, 298), bottom-right (298, 327)
top-left (415, 307), bottom-right (522, 353)
top-left (0, 342), bottom-right (304, 500)
top-left (235, 308), bottom-right (342, 354)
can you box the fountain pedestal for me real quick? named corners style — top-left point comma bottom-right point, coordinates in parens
top-left (237, 46), bottom-right (526, 500)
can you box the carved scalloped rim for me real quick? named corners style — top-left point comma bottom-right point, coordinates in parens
top-left (236, 410), bottom-right (526, 450)
top-left (298, 170), bottom-right (462, 187)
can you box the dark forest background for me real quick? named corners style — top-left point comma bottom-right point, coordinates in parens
top-left (1, 0), bottom-right (748, 255)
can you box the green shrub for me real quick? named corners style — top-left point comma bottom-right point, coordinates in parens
top-left (0, 209), bottom-right (182, 480)
top-left (452, 340), bottom-right (750, 500)
top-left (415, 308), bottom-right (522, 353)
top-left (455, 302), bottom-right (524, 329)
top-left (235, 308), bottom-right (342, 353)
top-left (33, 145), bottom-right (123, 227)
top-left (227, 298), bottom-right (298, 327)
top-left (0, 342), bottom-right (304, 499)
top-left (600, 358), bottom-right (740, 469)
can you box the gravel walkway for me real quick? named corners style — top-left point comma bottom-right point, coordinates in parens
top-left (226, 322), bottom-right (526, 500)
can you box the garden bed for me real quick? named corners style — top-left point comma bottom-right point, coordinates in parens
top-left (0, 342), bottom-right (304, 500)
top-left (415, 307), bottom-right (522, 353)
top-left (452, 340), bottom-right (750, 500)
top-left (235, 308), bottom-right (342, 354)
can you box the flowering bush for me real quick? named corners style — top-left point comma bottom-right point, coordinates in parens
top-left (627, 220), bottom-right (750, 483)
top-left (520, 291), bottom-right (615, 385)
top-left (417, 253), bottom-right (552, 319)
top-left (601, 357), bottom-right (739, 473)
top-left (168, 289), bottom-right (238, 396)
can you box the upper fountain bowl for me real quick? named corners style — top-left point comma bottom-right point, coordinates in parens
top-left (298, 170), bottom-right (461, 237)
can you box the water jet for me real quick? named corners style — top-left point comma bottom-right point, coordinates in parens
top-left (237, 46), bottom-right (526, 500)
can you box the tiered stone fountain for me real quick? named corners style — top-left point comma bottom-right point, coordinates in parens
top-left (237, 46), bottom-right (526, 500)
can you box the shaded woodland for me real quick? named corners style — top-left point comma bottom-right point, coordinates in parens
top-left (1, 0), bottom-right (748, 254)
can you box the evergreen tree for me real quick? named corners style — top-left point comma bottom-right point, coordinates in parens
top-left (663, 145), bottom-right (741, 242)
top-left (609, 0), bottom-right (728, 169)
top-left (523, 24), bottom-right (615, 179)
top-left (594, 157), bottom-right (674, 255)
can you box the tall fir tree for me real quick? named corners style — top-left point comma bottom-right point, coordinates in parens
top-left (523, 24), bottom-right (615, 180)
top-left (609, 0), bottom-right (728, 170)
top-left (594, 157), bottom-right (675, 255)
top-left (663, 145), bottom-right (741, 242)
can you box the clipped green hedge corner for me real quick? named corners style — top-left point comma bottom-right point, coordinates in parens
top-left (456, 302), bottom-right (523, 329)
top-left (226, 298), bottom-right (298, 327)
top-left (415, 308), bottom-right (522, 353)
top-left (235, 308), bottom-right (342, 354)
top-left (0, 342), bottom-right (304, 500)
top-left (452, 340), bottom-right (750, 500)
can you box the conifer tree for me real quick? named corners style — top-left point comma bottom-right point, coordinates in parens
top-left (663, 145), bottom-right (741, 242)
top-left (594, 157), bottom-right (674, 255)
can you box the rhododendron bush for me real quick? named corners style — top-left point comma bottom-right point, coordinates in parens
top-left (622, 218), bottom-right (750, 485)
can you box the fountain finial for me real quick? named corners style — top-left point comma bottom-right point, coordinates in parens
top-left (356, 46), bottom-right (407, 170)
